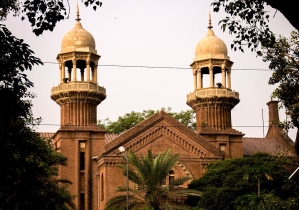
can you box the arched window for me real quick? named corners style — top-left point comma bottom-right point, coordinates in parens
top-left (169, 170), bottom-right (175, 185)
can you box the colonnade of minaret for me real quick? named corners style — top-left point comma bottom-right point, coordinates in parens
top-left (187, 14), bottom-right (239, 132)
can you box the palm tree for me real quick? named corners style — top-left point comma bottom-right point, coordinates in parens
top-left (105, 149), bottom-right (201, 210)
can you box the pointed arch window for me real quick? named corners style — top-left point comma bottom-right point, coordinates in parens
top-left (169, 170), bottom-right (175, 185)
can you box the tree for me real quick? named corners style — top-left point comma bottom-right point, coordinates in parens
top-left (1, 0), bottom-right (102, 35)
top-left (98, 108), bottom-right (196, 134)
top-left (188, 153), bottom-right (299, 210)
top-left (262, 31), bottom-right (299, 155)
top-left (0, 21), bottom-right (76, 209)
top-left (211, 0), bottom-right (298, 53)
top-left (105, 149), bottom-right (200, 210)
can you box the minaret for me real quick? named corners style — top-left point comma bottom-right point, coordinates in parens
top-left (186, 13), bottom-right (243, 158)
top-left (51, 5), bottom-right (106, 209)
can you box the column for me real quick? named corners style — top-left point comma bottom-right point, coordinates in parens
top-left (197, 69), bottom-right (202, 89)
top-left (221, 68), bottom-right (226, 88)
top-left (86, 58), bottom-right (90, 82)
top-left (193, 72), bottom-right (197, 91)
top-left (62, 63), bottom-right (66, 83)
top-left (227, 69), bottom-right (231, 89)
top-left (94, 62), bottom-right (98, 83)
top-left (72, 59), bottom-right (77, 81)
top-left (209, 66), bottom-right (214, 87)
top-left (80, 68), bottom-right (84, 81)
top-left (59, 62), bottom-right (63, 83)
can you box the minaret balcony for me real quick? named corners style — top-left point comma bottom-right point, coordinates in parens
top-left (51, 81), bottom-right (106, 106)
top-left (187, 87), bottom-right (239, 102)
top-left (51, 81), bottom-right (106, 94)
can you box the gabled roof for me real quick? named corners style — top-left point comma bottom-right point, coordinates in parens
top-left (104, 110), bottom-right (223, 158)
top-left (105, 133), bottom-right (120, 144)
top-left (243, 137), bottom-right (294, 156)
top-left (39, 132), bottom-right (55, 138)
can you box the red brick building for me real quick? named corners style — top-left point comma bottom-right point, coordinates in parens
top-left (41, 9), bottom-right (294, 210)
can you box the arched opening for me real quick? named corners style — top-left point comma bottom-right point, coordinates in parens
top-left (213, 66), bottom-right (222, 88)
top-left (201, 67), bottom-right (209, 88)
top-left (169, 170), bottom-right (175, 185)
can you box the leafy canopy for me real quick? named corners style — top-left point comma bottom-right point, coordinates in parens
top-left (1, 0), bottom-right (102, 35)
top-left (211, 0), bottom-right (276, 53)
top-left (189, 153), bottom-right (299, 210)
top-left (98, 108), bottom-right (196, 134)
top-left (0, 23), bottom-right (75, 209)
top-left (262, 31), bottom-right (299, 154)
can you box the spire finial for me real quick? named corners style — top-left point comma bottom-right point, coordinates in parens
top-left (76, 2), bottom-right (81, 22)
top-left (208, 11), bottom-right (213, 30)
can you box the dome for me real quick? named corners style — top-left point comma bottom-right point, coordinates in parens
top-left (61, 21), bottom-right (96, 54)
top-left (194, 27), bottom-right (230, 61)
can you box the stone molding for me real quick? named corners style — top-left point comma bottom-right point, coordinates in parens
top-left (57, 51), bottom-right (100, 64)
top-left (190, 58), bottom-right (233, 69)
top-left (187, 87), bottom-right (239, 101)
top-left (51, 82), bottom-right (106, 105)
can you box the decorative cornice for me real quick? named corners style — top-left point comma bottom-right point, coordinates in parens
top-left (187, 88), bottom-right (239, 111)
top-left (190, 58), bottom-right (233, 69)
top-left (51, 82), bottom-right (106, 105)
top-left (57, 51), bottom-right (101, 63)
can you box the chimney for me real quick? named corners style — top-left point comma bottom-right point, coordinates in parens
top-left (267, 101), bottom-right (280, 124)
top-left (265, 101), bottom-right (295, 147)
top-left (266, 101), bottom-right (280, 138)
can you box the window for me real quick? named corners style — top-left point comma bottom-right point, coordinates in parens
top-left (80, 152), bottom-right (85, 170)
top-left (80, 142), bottom-right (86, 149)
top-left (101, 174), bottom-right (104, 201)
top-left (169, 170), bottom-right (175, 185)
top-left (219, 144), bottom-right (226, 152)
top-left (80, 193), bottom-right (85, 210)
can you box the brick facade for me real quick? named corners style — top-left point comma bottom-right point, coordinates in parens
top-left (46, 11), bottom-right (294, 210)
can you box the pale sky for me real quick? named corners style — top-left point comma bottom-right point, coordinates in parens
top-left (4, 0), bottom-right (297, 140)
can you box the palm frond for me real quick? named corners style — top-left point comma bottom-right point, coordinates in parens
top-left (169, 177), bottom-right (192, 188)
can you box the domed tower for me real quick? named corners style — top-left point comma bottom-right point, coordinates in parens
top-left (187, 14), bottom-right (243, 158)
top-left (51, 5), bottom-right (106, 210)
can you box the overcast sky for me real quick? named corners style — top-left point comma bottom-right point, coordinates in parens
top-left (4, 0), bottom-right (296, 140)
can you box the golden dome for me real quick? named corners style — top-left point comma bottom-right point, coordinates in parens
top-left (60, 5), bottom-right (96, 54)
top-left (194, 14), bottom-right (229, 61)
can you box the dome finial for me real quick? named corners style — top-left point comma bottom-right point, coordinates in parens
top-left (208, 11), bottom-right (213, 30)
top-left (76, 2), bottom-right (81, 22)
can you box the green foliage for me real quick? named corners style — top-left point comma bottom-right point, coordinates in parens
top-left (1, 0), bottom-right (102, 35)
top-left (0, 14), bottom-right (75, 210)
top-left (0, 127), bottom-right (76, 209)
top-left (189, 153), bottom-right (299, 210)
top-left (98, 108), bottom-right (196, 134)
top-left (262, 31), bottom-right (299, 154)
top-left (0, 0), bottom-right (20, 20)
top-left (106, 149), bottom-right (200, 210)
top-left (211, 0), bottom-right (276, 53)
top-left (235, 194), bottom-right (298, 210)
top-left (264, 31), bottom-right (299, 128)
